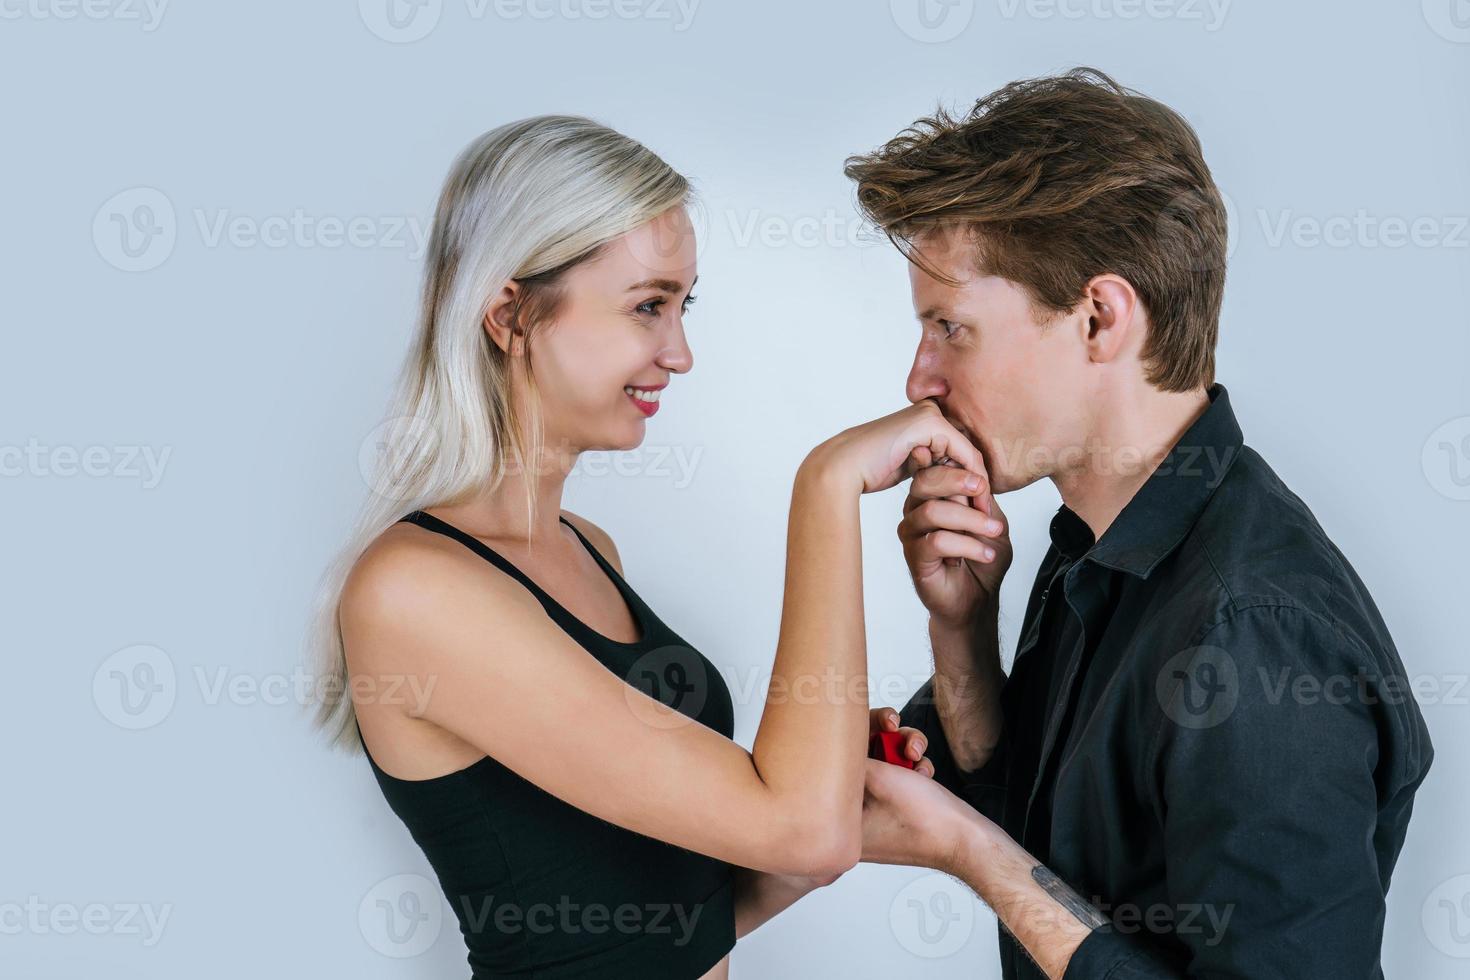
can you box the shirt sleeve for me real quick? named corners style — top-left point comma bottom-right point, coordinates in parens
top-left (898, 674), bottom-right (1010, 824)
top-left (1064, 603), bottom-right (1424, 980)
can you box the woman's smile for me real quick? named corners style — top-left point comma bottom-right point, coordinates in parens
top-left (624, 383), bottom-right (665, 417)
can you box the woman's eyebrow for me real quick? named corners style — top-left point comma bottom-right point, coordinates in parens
top-left (626, 275), bottom-right (699, 295)
top-left (626, 278), bottom-right (685, 294)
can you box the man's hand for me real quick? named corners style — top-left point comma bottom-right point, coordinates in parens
top-left (898, 449), bottom-right (1013, 631)
top-left (862, 705), bottom-right (967, 872)
top-left (860, 752), bottom-right (980, 872)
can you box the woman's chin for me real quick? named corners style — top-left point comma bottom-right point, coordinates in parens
top-left (591, 427), bottom-right (645, 454)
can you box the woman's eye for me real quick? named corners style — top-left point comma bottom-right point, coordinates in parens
top-left (681, 293), bottom-right (698, 314)
top-left (635, 298), bottom-right (665, 317)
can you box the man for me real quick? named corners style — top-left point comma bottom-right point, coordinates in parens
top-left (849, 68), bottom-right (1434, 978)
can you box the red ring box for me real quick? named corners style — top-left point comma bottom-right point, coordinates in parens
top-left (868, 730), bottom-right (917, 769)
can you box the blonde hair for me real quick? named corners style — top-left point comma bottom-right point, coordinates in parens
top-left (308, 115), bottom-right (691, 751)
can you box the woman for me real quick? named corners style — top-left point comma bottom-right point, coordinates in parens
top-left (310, 116), bottom-right (984, 978)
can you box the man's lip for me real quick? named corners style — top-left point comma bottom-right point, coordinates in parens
top-left (625, 382), bottom-right (668, 391)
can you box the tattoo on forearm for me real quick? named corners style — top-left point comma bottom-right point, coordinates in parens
top-left (1030, 865), bottom-right (1108, 930)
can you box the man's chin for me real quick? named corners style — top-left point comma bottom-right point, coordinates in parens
top-left (987, 470), bottom-right (1038, 496)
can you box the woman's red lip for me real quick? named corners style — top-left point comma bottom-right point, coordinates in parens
top-left (627, 391), bottom-right (660, 417)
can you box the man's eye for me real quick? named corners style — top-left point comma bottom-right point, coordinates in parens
top-left (940, 319), bottom-right (960, 337)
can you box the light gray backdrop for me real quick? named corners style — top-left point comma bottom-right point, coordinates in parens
top-left (4, 0), bottom-right (1467, 976)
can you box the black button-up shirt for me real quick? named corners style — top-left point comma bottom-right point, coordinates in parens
top-left (900, 383), bottom-right (1434, 979)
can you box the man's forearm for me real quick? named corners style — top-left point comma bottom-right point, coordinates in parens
top-left (948, 810), bottom-right (1104, 979)
top-left (930, 596), bottom-right (1006, 773)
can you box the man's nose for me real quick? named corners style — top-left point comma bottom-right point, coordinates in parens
top-left (906, 353), bottom-right (947, 404)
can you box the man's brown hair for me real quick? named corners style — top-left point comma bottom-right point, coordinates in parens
top-left (844, 67), bottom-right (1226, 393)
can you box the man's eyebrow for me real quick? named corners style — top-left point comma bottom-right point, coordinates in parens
top-left (626, 276), bottom-right (697, 294)
top-left (918, 305), bottom-right (954, 321)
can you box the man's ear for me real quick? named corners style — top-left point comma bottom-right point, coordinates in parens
top-left (1081, 274), bottom-right (1141, 365)
top-left (483, 281), bottom-right (524, 356)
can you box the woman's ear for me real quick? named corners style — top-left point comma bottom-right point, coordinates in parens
top-left (483, 281), bottom-right (524, 356)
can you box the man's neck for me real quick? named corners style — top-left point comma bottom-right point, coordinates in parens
top-left (1051, 385), bottom-right (1212, 542)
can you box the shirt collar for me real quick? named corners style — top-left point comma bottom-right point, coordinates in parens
top-left (1076, 382), bottom-right (1244, 579)
top-left (1049, 504), bottom-right (1096, 563)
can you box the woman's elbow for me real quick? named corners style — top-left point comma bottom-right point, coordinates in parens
top-left (772, 817), bottom-right (861, 879)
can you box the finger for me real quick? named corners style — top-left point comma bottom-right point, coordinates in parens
top-left (898, 727), bottom-right (927, 760)
top-left (870, 706), bottom-right (899, 733)
top-left (911, 529), bottom-right (995, 567)
top-left (915, 757), bottom-right (935, 779)
top-left (905, 465), bottom-right (989, 512)
top-left (914, 415), bottom-right (987, 489)
top-left (901, 451), bottom-right (933, 483)
top-left (900, 499), bottom-right (1007, 543)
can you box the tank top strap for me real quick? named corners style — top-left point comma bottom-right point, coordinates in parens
top-left (397, 510), bottom-right (556, 608)
top-left (555, 517), bottom-right (660, 627)
top-left (556, 514), bottom-right (622, 583)
top-left (396, 509), bottom-right (654, 648)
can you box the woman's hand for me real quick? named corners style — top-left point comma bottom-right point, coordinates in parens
top-left (869, 705), bottom-right (936, 776)
top-left (805, 400), bottom-right (987, 496)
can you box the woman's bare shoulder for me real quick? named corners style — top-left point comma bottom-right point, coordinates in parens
top-left (340, 520), bottom-right (538, 669)
top-left (558, 510), bottom-right (623, 574)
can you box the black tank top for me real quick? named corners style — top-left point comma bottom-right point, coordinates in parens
top-left (358, 509), bottom-right (737, 978)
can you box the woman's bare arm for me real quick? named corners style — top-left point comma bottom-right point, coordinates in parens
top-left (340, 402), bottom-right (981, 877)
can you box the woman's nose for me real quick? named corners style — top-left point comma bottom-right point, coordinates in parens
top-left (657, 319), bottom-right (694, 374)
